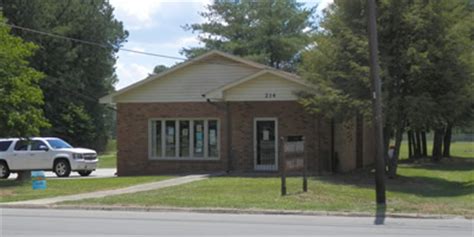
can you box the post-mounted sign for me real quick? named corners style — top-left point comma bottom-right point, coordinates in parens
top-left (280, 136), bottom-right (307, 196)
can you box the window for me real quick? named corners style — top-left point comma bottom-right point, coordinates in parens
top-left (208, 120), bottom-right (218, 157)
top-left (151, 121), bottom-right (162, 157)
top-left (0, 141), bottom-right (12, 152)
top-left (46, 139), bottom-right (73, 149)
top-left (150, 119), bottom-right (219, 159)
top-left (31, 140), bottom-right (48, 151)
top-left (165, 120), bottom-right (177, 157)
top-left (14, 140), bottom-right (29, 151)
top-left (193, 120), bottom-right (204, 157)
top-left (179, 121), bottom-right (190, 157)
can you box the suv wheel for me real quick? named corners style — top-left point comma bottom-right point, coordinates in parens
top-left (78, 170), bottom-right (92, 177)
top-left (54, 160), bottom-right (71, 177)
top-left (0, 161), bottom-right (10, 179)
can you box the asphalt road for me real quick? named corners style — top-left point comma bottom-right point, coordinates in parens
top-left (1, 208), bottom-right (472, 236)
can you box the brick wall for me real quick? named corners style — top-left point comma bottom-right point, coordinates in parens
top-left (116, 101), bottom-right (332, 176)
top-left (229, 101), bottom-right (326, 173)
top-left (116, 102), bottom-right (228, 176)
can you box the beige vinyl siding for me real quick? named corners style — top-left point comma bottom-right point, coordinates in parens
top-left (114, 56), bottom-right (259, 103)
top-left (223, 74), bottom-right (308, 101)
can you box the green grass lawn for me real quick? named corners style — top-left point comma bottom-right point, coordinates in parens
top-left (0, 176), bottom-right (171, 203)
top-left (398, 141), bottom-right (473, 159)
top-left (67, 160), bottom-right (474, 218)
top-left (98, 153), bottom-right (116, 168)
top-left (98, 139), bottom-right (116, 168)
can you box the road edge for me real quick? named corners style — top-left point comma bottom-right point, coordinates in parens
top-left (0, 204), bottom-right (468, 220)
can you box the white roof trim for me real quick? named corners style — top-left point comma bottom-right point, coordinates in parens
top-left (100, 50), bottom-right (274, 104)
top-left (204, 69), bottom-right (310, 100)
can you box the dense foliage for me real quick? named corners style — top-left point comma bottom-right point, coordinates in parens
top-left (0, 0), bottom-right (128, 151)
top-left (0, 16), bottom-right (49, 137)
top-left (300, 0), bottom-right (473, 174)
top-left (183, 0), bottom-right (316, 71)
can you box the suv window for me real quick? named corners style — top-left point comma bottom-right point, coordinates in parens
top-left (14, 140), bottom-right (29, 151)
top-left (0, 141), bottom-right (12, 151)
top-left (30, 140), bottom-right (47, 151)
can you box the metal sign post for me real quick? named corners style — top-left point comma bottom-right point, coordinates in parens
top-left (280, 137), bottom-right (287, 196)
top-left (302, 137), bottom-right (308, 192)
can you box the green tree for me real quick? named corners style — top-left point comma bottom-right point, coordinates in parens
top-left (152, 65), bottom-right (168, 75)
top-left (0, 16), bottom-right (49, 137)
top-left (300, 0), bottom-right (473, 175)
top-left (1, 0), bottom-right (128, 151)
top-left (183, 0), bottom-right (316, 70)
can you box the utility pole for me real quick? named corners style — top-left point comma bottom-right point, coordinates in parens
top-left (367, 0), bottom-right (386, 205)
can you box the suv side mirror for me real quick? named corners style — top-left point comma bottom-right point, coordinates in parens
top-left (39, 145), bottom-right (49, 151)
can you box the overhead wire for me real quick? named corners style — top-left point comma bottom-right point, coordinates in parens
top-left (1, 22), bottom-right (299, 109)
top-left (39, 77), bottom-right (117, 111)
top-left (0, 22), bottom-right (285, 69)
top-left (1, 22), bottom-right (187, 61)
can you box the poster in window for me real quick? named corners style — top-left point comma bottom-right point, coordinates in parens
top-left (182, 128), bottom-right (188, 136)
top-left (209, 130), bottom-right (217, 145)
top-left (167, 127), bottom-right (175, 143)
top-left (196, 131), bottom-right (203, 153)
top-left (263, 130), bottom-right (270, 141)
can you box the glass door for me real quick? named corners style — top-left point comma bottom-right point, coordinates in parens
top-left (254, 118), bottom-right (278, 171)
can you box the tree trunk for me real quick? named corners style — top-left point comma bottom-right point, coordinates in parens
top-left (443, 123), bottom-right (453, 158)
top-left (414, 131), bottom-right (422, 159)
top-left (432, 128), bottom-right (444, 161)
top-left (389, 123), bottom-right (404, 178)
top-left (16, 171), bottom-right (31, 182)
top-left (383, 126), bottom-right (391, 173)
top-left (421, 131), bottom-right (427, 157)
top-left (408, 130), bottom-right (414, 161)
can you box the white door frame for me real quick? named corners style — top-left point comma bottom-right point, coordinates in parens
top-left (253, 117), bottom-right (278, 171)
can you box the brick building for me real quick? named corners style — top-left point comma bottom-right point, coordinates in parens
top-left (101, 51), bottom-right (375, 176)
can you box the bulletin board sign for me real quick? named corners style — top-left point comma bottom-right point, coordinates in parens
top-left (31, 171), bottom-right (47, 190)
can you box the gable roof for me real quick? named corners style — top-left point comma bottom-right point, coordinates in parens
top-left (100, 50), bottom-right (306, 103)
top-left (204, 69), bottom-right (309, 99)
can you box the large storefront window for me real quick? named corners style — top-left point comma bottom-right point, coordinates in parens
top-left (150, 119), bottom-right (219, 159)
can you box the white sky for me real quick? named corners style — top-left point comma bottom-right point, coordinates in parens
top-left (110, 0), bottom-right (333, 90)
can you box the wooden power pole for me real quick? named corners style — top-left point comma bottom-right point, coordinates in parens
top-left (367, 0), bottom-right (386, 205)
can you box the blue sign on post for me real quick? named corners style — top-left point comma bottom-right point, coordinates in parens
top-left (31, 171), bottom-right (47, 190)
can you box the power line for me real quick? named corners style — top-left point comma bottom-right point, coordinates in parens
top-left (1, 22), bottom-right (300, 89)
top-left (1, 22), bottom-right (187, 61)
top-left (40, 77), bottom-right (117, 111)
top-left (0, 22), bottom-right (295, 71)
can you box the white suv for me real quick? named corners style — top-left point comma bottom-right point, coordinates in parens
top-left (0, 137), bottom-right (98, 178)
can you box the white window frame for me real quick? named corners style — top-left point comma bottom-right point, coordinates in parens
top-left (149, 118), bottom-right (220, 161)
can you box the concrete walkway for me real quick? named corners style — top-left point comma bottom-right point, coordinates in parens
top-left (2, 174), bottom-right (213, 206)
